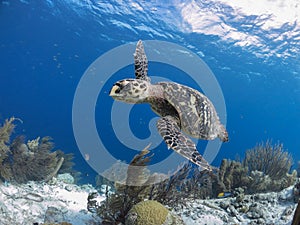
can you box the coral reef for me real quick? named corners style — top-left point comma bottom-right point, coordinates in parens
top-left (176, 185), bottom-right (297, 225)
top-left (56, 150), bottom-right (81, 182)
top-left (215, 141), bottom-right (297, 195)
top-left (125, 200), bottom-right (168, 225)
top-left (215, 159), bottom-right (249, 193)
top-left (96, 145), bottom-right (217, 224)
top-left (243, 140), bottom-right (293, 179)
top-left (152, 166), bottom-right (190, 204)
top-left (95, 140), bottom-right (298, 224)
top-left (0, 117), bottom-right (18, 181)
top-left (0, 117), bottom-right (78, 184)
top-left (125, 200), bottom-right (185, 225)
top-left (0, 176), bottom-right (102, 224)
top-left (96, 145), bottom-right (154, 224)
top-left (10, 136), bottom-right (64, 183)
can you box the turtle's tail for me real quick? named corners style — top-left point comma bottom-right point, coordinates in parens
top-left (218, 125), bottom-right (229, 142)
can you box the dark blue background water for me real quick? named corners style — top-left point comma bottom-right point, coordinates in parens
top-left (1, 0), bottom-right (299, 184)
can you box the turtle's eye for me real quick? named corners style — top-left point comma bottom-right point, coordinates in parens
top-left (114, 82), bottom-right (124, 93)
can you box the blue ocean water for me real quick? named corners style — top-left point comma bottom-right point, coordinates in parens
top-left (1, 0), bottom-right (300, 184)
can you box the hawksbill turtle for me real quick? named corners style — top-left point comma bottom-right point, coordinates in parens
top-left (109, 40), bottom-right (228, 171)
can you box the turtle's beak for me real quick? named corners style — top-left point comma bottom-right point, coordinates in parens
top-left (109, 85), bottom-right (119, 97)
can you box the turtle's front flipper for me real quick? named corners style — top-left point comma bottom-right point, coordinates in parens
top-left (156, 116), bottom-right (212, 171)
top-left (134, 40), bottom-right (149, 81)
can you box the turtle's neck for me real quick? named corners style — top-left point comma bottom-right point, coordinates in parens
top-left (147, 83), bottom-right (165, 99)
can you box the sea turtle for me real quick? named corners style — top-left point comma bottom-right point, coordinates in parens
top-left (109, 40), bottom-right (228, 171)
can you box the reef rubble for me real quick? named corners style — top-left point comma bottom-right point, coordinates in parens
top-left (0, 174), bottom-right (103, 225)
top-left (0, 175), bottom-right (298, 225)
top-left (176, 186), bottom-right (297, 225)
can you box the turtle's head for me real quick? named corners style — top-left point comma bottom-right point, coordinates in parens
top-left (109, 79), bottom-right (149, 103)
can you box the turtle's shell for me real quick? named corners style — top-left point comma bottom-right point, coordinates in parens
top-left (158, 82), bottom-right (224, 140)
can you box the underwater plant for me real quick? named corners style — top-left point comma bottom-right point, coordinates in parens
top-left (243, 140), bottom-right (293, 179)
top-left (95, 140), bottom-right (298, 224)
top-left (215, 140), bottom-right (297, 194)
top-left (215, 159), bottom-right (249, 194)
top-left (0, 117), bottom-right (78, 184)
top-left (10, 136), bottom-right (64, 183)
top-left (0, 117), bottom-right (19, 181)
top-left (56, 150), bottom-right (81, 183)
top-left (95, 145), bottom-right (218, 224)
top-left (96, 145), bottom-right (154, 225)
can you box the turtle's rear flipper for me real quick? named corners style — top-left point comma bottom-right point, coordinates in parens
top-left (156, 116), bottom-right (212, 171)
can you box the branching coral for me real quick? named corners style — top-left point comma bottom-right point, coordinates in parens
top-left (215, 140), bottom-right (297, 194)
top-left (214, 159), bottom-right (250, 194)
top-left (96, 140), bottom-right (298, 224)
top-left (0, 117), bottom-right (77, 184)
top-left (147, 163), bottom-right (191, 206)
top-left (243, 140), bottom-right (293, 179)
top-left (97, 145), bottom-right (154, 225)
top-left (96, 145), bottom-right (217, 224)
top-left (0, 117), bottom-right (19, 146)
top-left (0, 117), bottom-right (19, 181)
top-left (56, 150), bottom-right (81, 182)
top-left (10, 136), bottom-right (64, 183)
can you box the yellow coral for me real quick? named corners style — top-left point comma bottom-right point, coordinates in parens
top-left (126, 200), bottom-right (168, 225)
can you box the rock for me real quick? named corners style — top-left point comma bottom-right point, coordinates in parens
top-left (44, 206), bottom-right (65, 223)
top-left (246, 205), bottom-right (263, 219)
top-left (81, 184), bottom-right (95, 192)
top-left (64, 185), bottom-right (73, 192)
top-left (228, 205), bottom-right (238, 217)
top-left (87, 192), bottom-right (99, 213)
top-left (57, 173), bottom-right (74, 184)
top-left (238, 205), bottom-right (249, 213)
top-left (25, 193), bottom-right (43, 202)
top-left (282, 205), bottom-right (294, 217)
top-left (233, 187), bottom-right (245, 203)
top-left (164, 211), bottom-right (186, 225)
top-left (278, 186), bottom-right (294, 201)
top-left (219, 201), bottom-right (229, 210)
top-left (191, 213), bottom-right (198, 220)
top-left (256, 218), bottom-right (265, 224)
top-left (0, 180), bottom-right (102, 225)
top-left (99, 184), bottom-right (114, 196)
top-left (48, 177), bottom-right (57, 185)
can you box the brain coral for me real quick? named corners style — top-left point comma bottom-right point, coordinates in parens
top-left (125, 200), bottom-right (185, 225)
